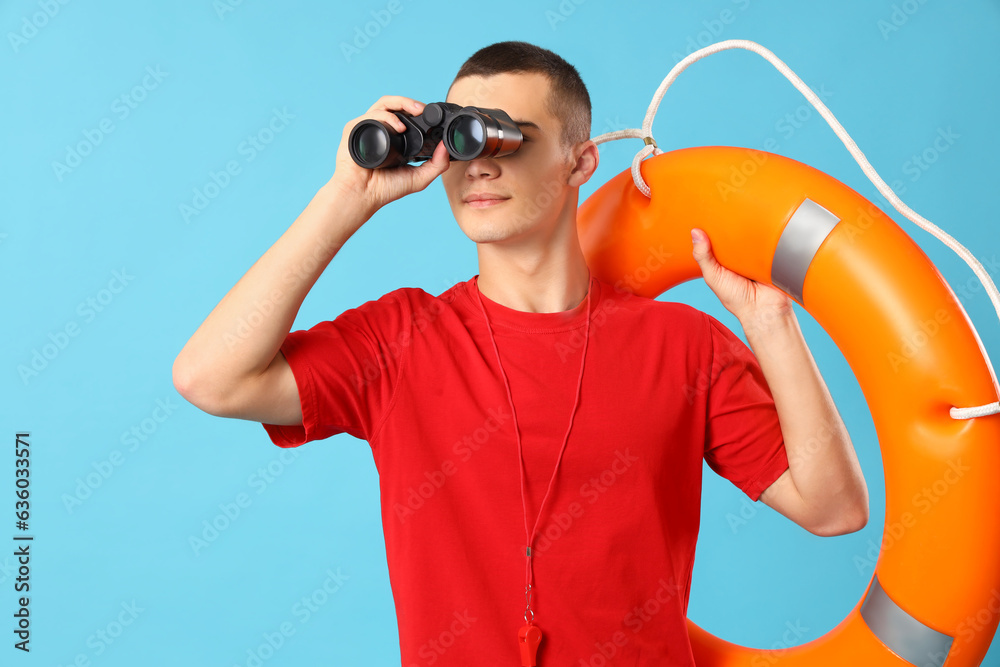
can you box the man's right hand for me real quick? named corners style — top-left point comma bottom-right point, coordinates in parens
top-left (328, 95), bottom-right (452, 219)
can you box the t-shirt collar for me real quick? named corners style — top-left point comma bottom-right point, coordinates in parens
top-left (466, 274), bottom-right (596, 333)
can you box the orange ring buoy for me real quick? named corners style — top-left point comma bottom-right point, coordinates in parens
top-left (576, 146), bottom-right (1000, 666)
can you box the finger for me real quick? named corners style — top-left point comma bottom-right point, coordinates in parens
top-left (350, 110), bottom-right (406, 135)
top-left (691, 228), bottom-right (711, 258)
top-left (371, 110), bottom-right (407, 134)
top-left (343, 112), bottom-right (400, 140)
top-left (370, 95), bottom-right (425, 116)
top-left (691, 229), bottom-right (722, 274)
top-left (411, 141), bottom-right (450, 189)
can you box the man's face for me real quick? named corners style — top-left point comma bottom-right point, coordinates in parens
top-left (441, 72), bottom-right (585, 245)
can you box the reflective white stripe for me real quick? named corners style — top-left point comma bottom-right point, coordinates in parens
top-left (860, 575), bottom-right (953, 667)
top-left (770, 198), bottom-right (840, 303)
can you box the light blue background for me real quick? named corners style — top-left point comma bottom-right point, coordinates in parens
top-left (3, 0), bottom-right (999, 665)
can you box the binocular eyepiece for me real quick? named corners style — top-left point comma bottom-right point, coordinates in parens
top-left (348, 102), bottom-right (522, 169)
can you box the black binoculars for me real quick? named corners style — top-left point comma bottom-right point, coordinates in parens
top-left (348, 102), bottom-right (522, 169)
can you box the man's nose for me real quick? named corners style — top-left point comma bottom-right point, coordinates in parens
top-left (464, 156), bottom-right (499, 178)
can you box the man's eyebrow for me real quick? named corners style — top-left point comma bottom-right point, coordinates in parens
top-left (513, 120), bottom-right (541, 131)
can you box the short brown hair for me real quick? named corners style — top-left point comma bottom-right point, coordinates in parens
top-left (449, 41), bottom-right (591, 149)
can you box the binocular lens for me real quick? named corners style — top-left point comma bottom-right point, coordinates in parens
top-left (445, 109), bottom-right (521, 161)
top-left (348, 119), bottom-right (408, 169)
top-left (355, 125), bottom-right (389, 164)
top-left (448, 116), bottom-right (485, 159)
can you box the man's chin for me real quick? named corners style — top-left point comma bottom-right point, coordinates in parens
top-left (458, 221), bottom-right (514, 245)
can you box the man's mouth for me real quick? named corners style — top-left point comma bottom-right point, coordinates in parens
top-left (464, 193), bottom-right (510, 209)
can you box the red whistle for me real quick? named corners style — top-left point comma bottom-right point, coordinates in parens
top-left (518, 624), bottom-right (543, 666)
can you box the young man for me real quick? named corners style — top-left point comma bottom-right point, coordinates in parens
top-left (173, 41), bottom-right (867, 666)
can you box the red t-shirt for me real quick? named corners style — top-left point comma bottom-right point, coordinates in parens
top-left (262, 274), bottom-right (788, 666)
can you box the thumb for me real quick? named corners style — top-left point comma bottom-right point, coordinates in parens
top-left (691, 228), bottom-right (722, 274)
top-left (411, 141), bottom-right (450, 190)
top-left (691, 228), bottom-right (711, 260)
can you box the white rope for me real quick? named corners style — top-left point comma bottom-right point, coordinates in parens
top-left (592, 39), bottom-right (1000, 420)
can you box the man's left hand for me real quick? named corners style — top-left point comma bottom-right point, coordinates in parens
top-left (690, 227), bottom-right (793, 324)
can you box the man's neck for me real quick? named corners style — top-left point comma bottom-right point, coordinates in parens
top-left (474, 229), bottom-right (592, 314)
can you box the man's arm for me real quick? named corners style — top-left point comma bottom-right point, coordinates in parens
top-left (742, 310), bottom-right (869, 536)
top-left (690, 227), bottom-right (869, 537)
top-left (172, 96), bottom-right (450, 426)
top-left (171, 183), bottom-right (364, 424)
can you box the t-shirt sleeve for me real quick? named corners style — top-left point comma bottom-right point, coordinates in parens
top-left (260, 290), bottom-right (412, 448)
top-left (701, 313), bottom-right (789, 501)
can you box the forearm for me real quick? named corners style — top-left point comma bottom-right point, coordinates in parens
top-left (173, 181), bottom-right (369, 403)
top-left (740, 310), bottom-right (869, 529)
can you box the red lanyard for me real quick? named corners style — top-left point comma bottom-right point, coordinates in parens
top-left (473, 275), bottom-right (593, 666)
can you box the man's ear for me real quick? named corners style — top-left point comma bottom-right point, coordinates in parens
top-left (567, 139), bottom-right (599, 188)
